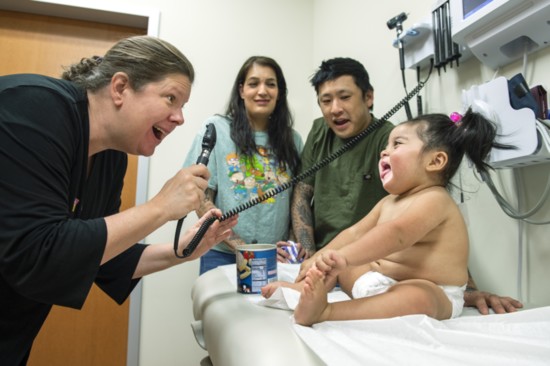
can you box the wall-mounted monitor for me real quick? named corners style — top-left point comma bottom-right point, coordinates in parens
top-left (463, 0), bottom-right (496, 19)
top-left (450, 0), bottom-right (550, 69)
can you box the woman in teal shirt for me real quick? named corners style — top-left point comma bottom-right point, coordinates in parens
top-left (184, 56), bottom-right (303, 274)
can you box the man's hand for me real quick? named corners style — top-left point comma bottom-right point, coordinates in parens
top-left (464, 290), bottom-right (523, 315)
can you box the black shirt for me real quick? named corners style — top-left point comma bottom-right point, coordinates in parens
top-left (0, 74), bottom-right (146, 365)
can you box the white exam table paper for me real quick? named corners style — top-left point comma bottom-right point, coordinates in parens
top-left (193, 263), bottom-right (550, 366)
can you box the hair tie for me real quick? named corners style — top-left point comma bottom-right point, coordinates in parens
top-left (449, 112), bottom-right (462, 124)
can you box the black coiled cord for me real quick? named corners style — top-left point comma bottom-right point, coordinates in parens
top-left (177, 77), bottom-right (429, 258)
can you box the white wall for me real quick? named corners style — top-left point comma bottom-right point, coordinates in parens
top-left (131, 1), bottom-right (315, 365)
top-left (19, 0), bottom-right (550, 364)
top-left (134, 0), bottom-right (550, 364)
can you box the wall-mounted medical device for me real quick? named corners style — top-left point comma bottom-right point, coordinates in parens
top-left (432, 1), bottom-right (465, 71)
top-left (462, 76), bottom-right (550, 168)
top-left (393, 18), bottom-right (435, 69)
top-left (396, 1), bottom-right (472, 71)
top-left (451, 0), bottom-right (550, 70)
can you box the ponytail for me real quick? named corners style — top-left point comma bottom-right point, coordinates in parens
top-left (454, 101), bottom-right (514, 176)
top-left (404, 103), bottom-right (515, 187)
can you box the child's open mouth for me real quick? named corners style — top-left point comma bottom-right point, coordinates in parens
top-left (379, 161), bottom-right (391, 181)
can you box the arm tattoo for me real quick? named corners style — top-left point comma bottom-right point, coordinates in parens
top-left (292, 182), bottom-right (316, 254)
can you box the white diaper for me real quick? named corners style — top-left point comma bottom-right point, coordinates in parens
top-left (442, 284), bottom-right (466, 318)
top-left (351, 271), bottom-right (398, 299)
top-left (351, 271), bottom-right (466, 318)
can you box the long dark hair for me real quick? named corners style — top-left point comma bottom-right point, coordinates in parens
top-left (225, 56), bottom-right (300, 174)
top-left (405, 108), bottom-right (515, 187)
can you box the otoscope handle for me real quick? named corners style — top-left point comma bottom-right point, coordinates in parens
top-left (174, 123), bottom-right (216, 258)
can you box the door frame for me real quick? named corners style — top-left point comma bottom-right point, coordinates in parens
top-left (0, 1), bottom-right (159, 365)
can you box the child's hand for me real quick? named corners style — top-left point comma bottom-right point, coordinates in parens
top-left (314, 249), bottom-right (347, 276)
top-left (296, 255), bottom-right (317, 282)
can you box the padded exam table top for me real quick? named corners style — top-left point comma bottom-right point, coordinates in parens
top-left (191, 265), bottom-right (324, 366)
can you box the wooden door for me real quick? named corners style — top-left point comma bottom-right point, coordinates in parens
top-left (0, 10), bottom-right (145, 366)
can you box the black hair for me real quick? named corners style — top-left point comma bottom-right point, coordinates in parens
top-left (225, 56), bottom-right (300, 175)
top-left (310, 57), bottom-right (373, 100)
top-left (404, 110), bottom-right (515, 187)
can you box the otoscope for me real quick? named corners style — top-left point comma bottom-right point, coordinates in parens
top-left (173, 123), bottom-right (216, 258)
top-left (387, 11), bottom-right (413, 120)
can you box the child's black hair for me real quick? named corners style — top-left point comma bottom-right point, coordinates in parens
top-left (403, 109), bottom-right (515, 187)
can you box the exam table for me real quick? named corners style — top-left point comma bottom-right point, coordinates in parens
top-left (191, 264), bottom-right (324, 366)
top-left (191, 264), bottom-right (550, 366)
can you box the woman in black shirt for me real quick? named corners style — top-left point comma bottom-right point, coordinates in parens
top-left (0, 35), bottom-right (236, 365)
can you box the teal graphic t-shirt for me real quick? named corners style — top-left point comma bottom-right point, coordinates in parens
top-left (183, 115), bottom-right (303, 253)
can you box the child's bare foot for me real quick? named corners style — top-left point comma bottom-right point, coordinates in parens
top-left (261, 280), bottom-right (304, 298)
top-left (294, 268), bottom-right (331, 326)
